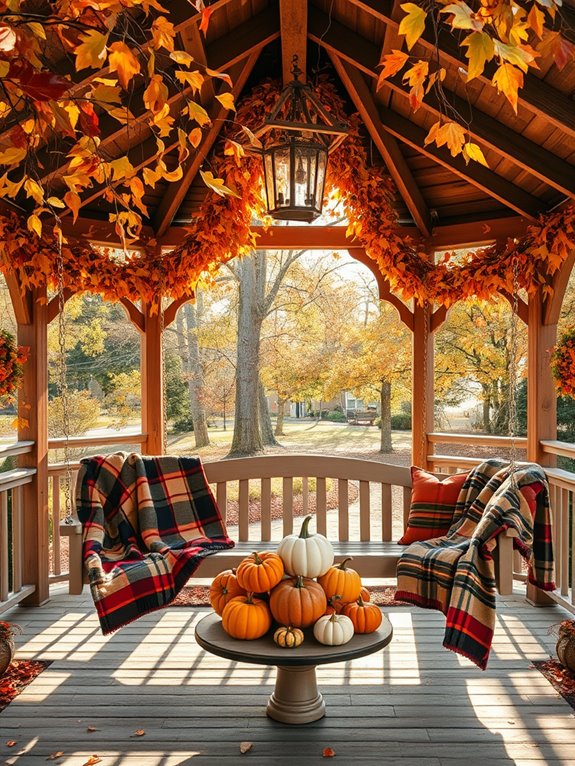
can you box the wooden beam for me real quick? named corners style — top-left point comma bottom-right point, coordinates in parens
top-left (280, 0), bottom-right (308, 84)
top-left (544, 249), bottom-right (575, 326)
top-left (179, 23), bottom-right (215, 105)
top-left (120, 298), bottom-right (145, 333)
top-left (527, 289), bottom-right (557, 465)
top-left (377, 109), bottom-right (543, 220)
top-left (310, 7), bottom-right (575, 197)
top-left (141, 304), bottom-right (164, 455)
top-left (412, 301), bottom-right (434, 469)
top-left (498, 290), bottom-right (529, 324)
top-left (163, 293), bottom-right (195, 328)
top-left (331, 55), bottom-right (432, 236)
top-left (5, 272), bottom-right (31, 325)
top-left (46, 289), bottom-right (74, 324)
top-left (351, 248), bottom-right (414, 329)
top-left (18, 286), bottom-right (49, 606)
top-left (153, 53), bottom-right (260, 237)
top-left (342, 0), bottom-right (575, 138)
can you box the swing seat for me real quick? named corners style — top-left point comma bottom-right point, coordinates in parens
top-left (68, 452), bottom-right (234, 634)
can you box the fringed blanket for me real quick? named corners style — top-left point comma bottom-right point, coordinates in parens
top-left (76, 452), bottom-right (234, 634)
top-left (395, 459), bottom-right (555, 669)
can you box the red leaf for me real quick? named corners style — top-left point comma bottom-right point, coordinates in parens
top-left (322, 747), bottom-right (336, 757)
top-left (199, 7), bottom-right (214, 36)
top-left (8, 61), bottom-right (69, 101)
top-left (79, 103), bottom-right (100, 137)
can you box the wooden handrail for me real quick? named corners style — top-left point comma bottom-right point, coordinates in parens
top-left (540, 440), bottom-right (575, 459)
top-left (48, 433), bottom-right (147, 450)
top-left (428, 432), bottom-right (528, 447)
top-left (0, 440), bottom-right (35, 457)
top-left (0, 467), bottom-right (36, 491)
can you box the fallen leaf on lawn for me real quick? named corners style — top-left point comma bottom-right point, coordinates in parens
top-left (133, 729), bottom-right (145, 737)
top-left (86, 727), bottom-right (98, 733)
top-left (82, 757), bottom-right (101, 766)
top-left (239, 741), bottom-right (253, 754)
top-left (322, 747), bottom-right (336, 757)
top-left (5, 741), bottom-right (16, 747)
top-left (47, 753), bottom-right (64, 761)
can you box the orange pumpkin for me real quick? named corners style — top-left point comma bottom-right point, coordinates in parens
top-left (341, 598), bottom-right (383, 634)
top-left (221, 593), bottom-right (272, 640)
top-left (324, 594), bottom-right (344, 615)
top-left (318, 558), bottom-right (362, 603)
top-left (269, 575), bottom-right (327, 628)
top-left (236, 551), bottom-right (284, 593)
top-left (360, 586), bottom-right (370, 602)
top-left (209, 569), bottom-right (246, 616)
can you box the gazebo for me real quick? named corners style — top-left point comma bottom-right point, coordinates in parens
top-left (0, 1), bottom-right (574, 762)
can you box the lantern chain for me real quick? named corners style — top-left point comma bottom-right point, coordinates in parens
top-left (507, 255), bottom-right (521, 488)
top-left (56, 236), bottom-right (73, 523)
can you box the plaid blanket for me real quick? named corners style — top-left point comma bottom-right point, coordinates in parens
top-left (76, 452), bottom-right (234, 634)
top-left (395, 459), bottom-right (555, 669)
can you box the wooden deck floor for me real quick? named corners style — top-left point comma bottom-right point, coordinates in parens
top-left (1, 586), bottom-right (574, 765)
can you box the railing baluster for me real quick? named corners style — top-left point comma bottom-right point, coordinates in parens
top-left (0, 492), bottom-right (8, 602)
top-left (382, 484), bottom-right (392, 542)
top-left (338, 479), bottom-right (348, 542)
top-left (561, 488), bottom-right (569, 596)
top-left (261, 478), bottom-right (271, 542)
top-left (571, 488), bottom-right (575, 606)
top-left (283, 477), bottom-right (293, 537)
top-left (216, 481), bottom-right (227, 523)
top-left (359, 480), bottom-right (370, 542)
top-left (302, 477), bottom-right (308, 516)
top-left (238, 479), bottom-right (249, 541)
top-left (13, 487), bottom-right (22, 593)
top-left (403, 486), bottom-right (411, 531)
top-left (52, 475), bottom-right (61, 576)
top-left (316, 477), bottom-right (327, 535)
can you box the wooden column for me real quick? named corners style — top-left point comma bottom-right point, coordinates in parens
top-left (141, 304), bottom-right (164, 455)
top-left (527, 289), bottom-right (557, 466)
top-left (17, 285), bottom-right (49, 606)
top-left (412, 302), bottom-right (434, 469)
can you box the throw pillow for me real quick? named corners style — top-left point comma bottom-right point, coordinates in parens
top-left (398, 467), bottom-right (469, 545)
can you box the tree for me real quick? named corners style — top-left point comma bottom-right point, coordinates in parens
top-left (0, 2), bottom-right (236, 242)
top-left (103, 370), bottom-right (140, 428)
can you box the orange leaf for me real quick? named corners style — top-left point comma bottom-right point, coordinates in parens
top-left (133, 729), bottom-right (145, 737)
top-left (47, 752), bottom-right (65, 761)
top-left (82, 758), bottom-right (101, 766)
top-left (491, 62), bottom-right (523, 113)
top-left (108, 42), bottom-right (141, 89)
top-left (376, 50), bottom-right (409, 89)
top-left (322, 747), bottom-right (336, 757)
top-left (199, 7), bottom-right (214, 36)
top-left (239, 741), bottom-right (253, 754)
top-left (86, 726), bottom-right (98, 733)
top-left (6, 740), bottom-right (17, 747)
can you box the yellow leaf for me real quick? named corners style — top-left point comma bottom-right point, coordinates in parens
top-left (0, 60), bottom-right (8, 78)
top-left (239, 125), bottom-right (263, 150)
top-left (205, 67), bottom-right (233, 87)
top-left (75, 30), bottom-right (109, 71)
top-left (398, 3), bottom-right (427, 51)
top-left (527, 4), bottom-right (545, 39)
top-left (27, 213), bottom-right (42, 237)
top-left (491, 62), bottom-right (523, 113)
top-left (434, 120), bottom-right (466, 157)
top-left (162, 165), bottom-right (183, 182)
top-left (170, 50), bottom-right (194, 67)
top-left (224, 139), bottom-right (245, 162)
top-left (462, 142), bottom-right (489, 166)
top-left (0, 145), bottom-right (27, 165)
top-left (216, 92), bottom-right (236, 111)
top-left (142, 166), bottom-right (161, 188)
top-left (189, 127), bottom-right (203, 148)
top-left (461, 32), bottom-right (494, 81)
top-left (376, 50), bottom-right (409, 89)
top-left (109, 156), bottom-right (135, 182)
top-left (440, 3), bottom-right (483, 31)
top-left (493, 40), bottom-right (537, 73)
top-left (143, 75), bottom-right (168, 114)
top-left (108, 42), bottom-right (141, 89)
top-left (91, 83), bottom-right (122, 105)
top-left (200, 169), bottom-right (240, 198)
top-left (27, 21), bottom-right (46, 39)
top-left (24, 178), bottom-right (44, 205)
top-left (175, 69), bottom-right (204, 93)
top-left (47, 196), bottom-right (66, 208)
top-left (151, 16), bottom-right (175, 52)
top-left (187, 101), bottom-right (211, 126)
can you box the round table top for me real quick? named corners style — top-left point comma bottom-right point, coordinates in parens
top-left (195, 610), bottom-right (393, 667)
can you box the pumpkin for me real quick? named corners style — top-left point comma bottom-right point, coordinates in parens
top-left (221, 593), bottom-right (272, 640)
top-left (273, 625), bottom-right (304, 648)
top-left (324, 594), bottom-right (344, 615)
top-left (341, 598), bottom-right (383, 634)
top-left (313, 613), bottom-right (354, 646)
top-left (360, 586), bottom-right (370, 602)
top-left (318, 558), bottom-right (362, 603)
top-left (276, 514), bottom-right (334, 578)
top-left (236, 551), bottom-right (284, 593)
top-left (269, 575), bottom-right (327, 628)
top-left (209, 569), bottom-right (246, 616)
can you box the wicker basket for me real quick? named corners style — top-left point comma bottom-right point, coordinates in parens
top-left (556, 621), bottom-right (575, 673)
top-left (0, 637), bottom-right (14, 676)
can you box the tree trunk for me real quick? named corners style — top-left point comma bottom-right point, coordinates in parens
top-left (183, 298), bottom-right (210, 448)
top-left (259, 379), bottom-right (279, 446)
top-left (379, 380), bottom-right (392, 453)
top-left (275, 397), bottom-right (286, 435)
top-left (229, 255), bottom-right (264, 456)
top-left (482, 384), bottom-right (491, 433)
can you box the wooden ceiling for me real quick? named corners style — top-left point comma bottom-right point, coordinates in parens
top-left (64, 0), bottom-right (575, 241)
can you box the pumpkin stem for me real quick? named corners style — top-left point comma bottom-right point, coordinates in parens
top-left (294, 575), bottom-right (305, 589)
top-left (246, 592), bottom-right (255, 604)
top-left (252, 551), bottom-right (262, 565)
top-left (338, 557), bottom-right (353, 570)
top-left (299, 515), bottom-right (313, 539)
top-left (329, 612), bottom-right (338, 624)
top-left (357, 596), bottom-right (364, 606)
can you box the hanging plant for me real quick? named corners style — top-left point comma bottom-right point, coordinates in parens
top-left (551, 328), bottom-right (575, 399)
top-left (0, 331), bottom-right (28, 404)
top-left (0, 621), bottom-right (21, 676)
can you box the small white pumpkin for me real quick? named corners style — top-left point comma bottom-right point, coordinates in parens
top-left (277, 514), bottom-right (334, 578)
top-left (313, 612), bottom-right (354, 646)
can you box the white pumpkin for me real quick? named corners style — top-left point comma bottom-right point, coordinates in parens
top-left (277, 515), bottom-right (334, 578)
top-left (313, 613), bottom-right (354, 646)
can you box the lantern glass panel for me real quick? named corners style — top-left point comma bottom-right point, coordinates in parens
top-left (273, 146), bottom-right (290, 209)
top-left (263, 152), bottom-right (274, 212)
top-left (314, 149), bottom-right (327, 210)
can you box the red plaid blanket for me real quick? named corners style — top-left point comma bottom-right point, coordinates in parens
top-left (76, 453), bottom-right (234, 634)
top-left (396, 460), bottom-right (555, 669)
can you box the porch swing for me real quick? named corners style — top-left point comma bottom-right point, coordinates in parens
top-left (56, 255), bottom-right (235, 636)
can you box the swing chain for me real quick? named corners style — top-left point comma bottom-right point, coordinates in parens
top-left (507, 254), bottom-right (521, 488)
top-left (56, 237), bottom-right (74, 523)
top-left (158, 249), bottom-right (167, 454)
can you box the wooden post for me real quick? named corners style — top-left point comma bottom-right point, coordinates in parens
top-left (141, 304), bottom-right (164, 455)
top-left (17, 286), bottom-right (49, 606)
top-left (526, 287), bottom-right (557, 606)
top-left (412, 301), bottom-right (434, 469)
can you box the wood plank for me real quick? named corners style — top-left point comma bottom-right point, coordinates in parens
top-left (280, 0), bottom-right (308, 85)
top-left (282, 476), bottom-right (294, 536)
top-left (359, 480), bottom-right (371, 541)
top-left (261, 477), bottom-right (271, 541)
top-left (382, 483), bottom-right (392, 541)
top-left (0, 492), bottom-right (8, 601)
top-left (338, 478), bottom-right (349, 541)
top-left (238, 479), bottom-right (249, 540)
top-left (316, 475), bottom-right (327, 535)
top-left (141, 302), bottom-right (164, 455)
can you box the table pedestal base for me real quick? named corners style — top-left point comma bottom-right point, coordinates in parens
top-left (267, 665), bottom-right (325, 725)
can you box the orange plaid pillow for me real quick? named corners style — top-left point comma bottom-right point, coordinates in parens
top-left (398, 467), bottom-right (468, 545)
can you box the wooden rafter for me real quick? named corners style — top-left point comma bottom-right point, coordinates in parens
top-left (309, 7), bottom-right (575, 198)
top-left (179, 24), bottom-right (215, 105)
top-left (153, 52), bottom-right (260, 237)
top-left (377, 109), bottom-right (542, 219)
top-left (5, 272), bottom-right (31, 325)
top-left (331, 55), bottom-right (432, 236)
top-left (280, 0), bottom-right (308, 84)
top-left (342, 0), bottom-right (575, 138)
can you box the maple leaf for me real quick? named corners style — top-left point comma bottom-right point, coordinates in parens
top-left (322, 747), bottom-right (336, 757)
top-left (239, 742), bottom-right (253, 754)
top-left (402, 60), bottom-right (428, 110)
top-left (398, 3), bottom-right (427, 51)
top-left (527, 4), bottom-right (545, 39)
top-left (143, 75), bottom-right (168, 114)
top-left (537, 31), bottom-right (575, 71)
top-left (75, 30), bottom-right (109, 70)
top-left (216, 92), bottom-right (236, 111)
top-left (108, 42), bottom-right (141, 89)
top-left (440, 3), bottom-right (483, 31)
top-left (175, 69), bottom-right (204, 93)
top-left (493, 40), bottom-right (537, 73)
top-left (435, 120), bottom-right (467, 157)
top-left (199, 7), bottom-right (214, 36)
top-left (200, 169), bottom-right (240, 198)
top-left (376, 50), bottom-right (409, 89)
top-left (461, 32), bottom-right (494, 81)
top-left (491, 62), bottom-right (523, 113)
top-left (151, 16), bottom-right (175, 52)
top-left (462, 142), bottom-right (488, 166)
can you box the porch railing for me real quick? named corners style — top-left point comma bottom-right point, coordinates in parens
top-left (429, 433), bottom-right (575, 615)
top-left (0, 441), bottom-right (36, 612)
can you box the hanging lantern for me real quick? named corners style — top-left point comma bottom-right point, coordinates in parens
top-left (257, 57), bottom-right (348, 223)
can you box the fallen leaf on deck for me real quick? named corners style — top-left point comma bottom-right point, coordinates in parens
top-left (239, 742), bottom-right (252, 754)
top-left (47, 753), bottom-right (64, 761)
top-left (82, 757), bottom-right (101, 766)
top-left (86, 727), bottom-right (98, 733)
top-left (133, 729), bottom-right (145, 737)
top-left (322, 748), bottom-right (336, 757)
top-left (5, 742), bottom-right (16, 748)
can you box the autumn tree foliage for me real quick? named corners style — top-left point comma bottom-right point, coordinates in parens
top-left (0, 0), bottom-right (234, 242)
top-left (380, 1), bottom-right (575, 165)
